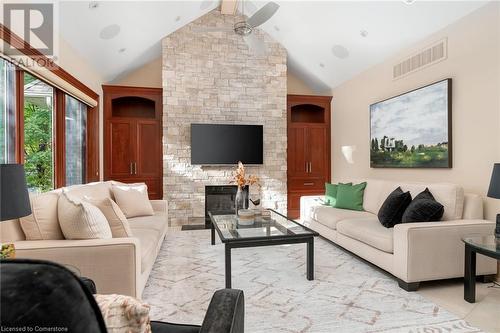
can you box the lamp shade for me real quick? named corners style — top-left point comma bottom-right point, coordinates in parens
top-left (487, 163), bottom-right (500, 199)
top-left (1, 164), bottom-right (32, 221)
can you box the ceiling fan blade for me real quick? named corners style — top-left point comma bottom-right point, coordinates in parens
top-left (246, 2), bottom-right (279, 28)
top-left (243, 34), bottom-right (267, 56)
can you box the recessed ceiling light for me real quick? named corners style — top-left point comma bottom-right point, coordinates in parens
top-left (175, 16), bottom-right (181, 22)
top-left (274, 25), bottom-right (280, 32)
top-left (319, 63), bottom-right (325, 68)
top-left (360, 30), bottom-right (368, 38)
top-left (403, 0), bottom-right (416, 4)
top-left (332, 45), bottom-right (349, 59)
top-left (89, 1), bottom-right (99, 9)
top-left (99, 24), bottom-right (120, 40)
top-left (118, 48), bottom-right (126, 53)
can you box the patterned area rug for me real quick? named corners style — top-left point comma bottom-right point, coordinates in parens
top-left (143, 230), bottom-right (481, 333)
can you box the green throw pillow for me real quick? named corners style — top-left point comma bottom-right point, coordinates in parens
top-left (335, 182), bottom-right (367, 211)
top-left (324, 182), bottom-right (352, 207)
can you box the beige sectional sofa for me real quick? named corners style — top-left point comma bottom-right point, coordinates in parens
top-left (0, 181), bottom-right (168, 297)
top-left (300, 179), bottom-right (497, 290)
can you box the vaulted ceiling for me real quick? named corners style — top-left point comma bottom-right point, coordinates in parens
top-left (60, 1), bottom-right (488, 90)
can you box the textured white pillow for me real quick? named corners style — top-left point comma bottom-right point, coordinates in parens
top-left (94, 294), bottom-right (151, 333)
top-left (85, 197), bottom-right (132, 238)
top-left (19, 191), bottom-right (64, 240)
top-left (58, 191), bottom-right (112, 240)
top-left (111, 184), bottom-right (154, 218)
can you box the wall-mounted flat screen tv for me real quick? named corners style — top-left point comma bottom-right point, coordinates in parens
top-left (191, 124), bottom-right (263, 165)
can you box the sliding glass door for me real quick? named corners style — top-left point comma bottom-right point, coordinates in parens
top-left (23, 72), bottom-right (54, 192)
top-left (65, 95), bottom-right (87, 186)
top-left (0, 58), bottom-right (16, 163)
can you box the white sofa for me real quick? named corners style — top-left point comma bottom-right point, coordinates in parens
top-left (300, 179), bottom-right (497, 290)
top-left (0, 181), bottom-right (168, 297)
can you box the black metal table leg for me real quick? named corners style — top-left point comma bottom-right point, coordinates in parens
top-left (307, 237), bottom-right (314, 280)
top-left (225, 244), bottom-right (232, 288)
top-left (211, 220), bottom-right (215, 245)
top-left (464, 243), bottom-right (476, 303)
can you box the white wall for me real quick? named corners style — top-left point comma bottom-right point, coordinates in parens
top-left (331, 3), bottom-right (500, 220)
top-left (58, 37), bottom-right (106, 179)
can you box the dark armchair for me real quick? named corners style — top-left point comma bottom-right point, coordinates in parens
top-left (0, 259), bottom-right (244, 333)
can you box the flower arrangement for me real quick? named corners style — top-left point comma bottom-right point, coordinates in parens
top-left (0, 243), bottom-right (15, 259)
top-left (232, 161), bottom-right (260, 189)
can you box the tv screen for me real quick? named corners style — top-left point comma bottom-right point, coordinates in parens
top-left (191, 124), bottom-right (263, 165)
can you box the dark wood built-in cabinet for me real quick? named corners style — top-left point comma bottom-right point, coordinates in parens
top-left (103, 85), bottom-right (163, 199)
top-left (287, 95), bottom-right (332, 218)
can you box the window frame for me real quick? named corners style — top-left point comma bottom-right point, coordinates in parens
top-left (8, 64), bottom-right (99, 188)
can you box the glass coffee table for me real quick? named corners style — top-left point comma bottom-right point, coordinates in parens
top-left (462, 235), bottom-right (500, 303)
top-left (209, 209), bottom-right (319, 288)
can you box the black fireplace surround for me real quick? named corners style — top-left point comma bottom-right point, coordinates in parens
top-left (205, 185), bottom-right (249, 227)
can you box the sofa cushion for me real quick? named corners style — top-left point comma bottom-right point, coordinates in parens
top-left (349, 179), bottom-right (464, 221)
top-left (65, 182), bottom-right (114, 201)
top-left (19, 192), bottom-right (64, 240)
top-left (128, 212), bottom-right (168, 234)
top-left (130, 228), bottom-right (161, 273)
top-left (377, 187), bottom-right (412, 228)
top-left (337, 218), bottom-right (394, 253)
top-left (86, 197), bottom-right (133, 238)
top-left (402, 188), bottom-right (444, 223)
top-left (312, 206), bottom-right (375, 230)
top-left (58, 191), bottom-right (112, 240)
top-left (325, 182), bottom-right (351, 207)
top-left (112, 184), bottom-right (154, 218)
top-left (335, 182), bottom-right (367, 211)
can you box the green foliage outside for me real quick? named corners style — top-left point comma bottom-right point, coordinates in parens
top-left (24, 102), bottom-right (53, 192)
top-left (370, 137), bottom-right (449, 168)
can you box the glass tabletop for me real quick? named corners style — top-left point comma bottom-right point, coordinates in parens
top-left (209, 209), bottom-right (318, 242)
top-left (462, 235), bottom-right (500, 258)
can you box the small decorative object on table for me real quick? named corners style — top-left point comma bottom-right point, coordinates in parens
top-left (487, 163), bottom-right (500, 238)
top-left (238, 209), bottom-right (255, 225)
top-left (0, 164), bottom-right (32, 259)
top-left (231, 161), bottom-right (260, 216)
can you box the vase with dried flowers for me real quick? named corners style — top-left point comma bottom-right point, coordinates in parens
top-left (231, 161), bottom-right (260, 216)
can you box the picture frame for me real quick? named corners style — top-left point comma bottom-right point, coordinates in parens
top-left (370, 78), bottom-right (452, 168)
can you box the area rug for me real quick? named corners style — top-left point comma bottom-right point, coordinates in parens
top-left (143, 230), bottom-right (480, 333)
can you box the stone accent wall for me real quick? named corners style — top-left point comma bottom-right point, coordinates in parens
top-left (162, 10), bottom-right (287, 226)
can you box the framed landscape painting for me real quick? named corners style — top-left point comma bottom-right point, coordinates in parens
top-left (370, 78), bottom-right (452, 168)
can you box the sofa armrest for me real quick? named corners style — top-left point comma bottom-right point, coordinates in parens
top-left (300, 195), bottom-right (324, 222)
top-left (13, 238), bottom-right (141, 297)
top-left (200, 289), bottom-right (244, 333)
top-left (150, 199), bottom-right (168, 215)
top-left (393, 220), bottom-right (497, 282)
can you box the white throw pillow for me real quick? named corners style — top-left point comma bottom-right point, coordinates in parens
top-left (111, 184), bottom-right (154, 218)
top-left (19, 191), bottom-right (64, 240)
top-left (86, 197), bottom-right (132, 238)
top-left (94, 294), bottom-right (151, 333)
top-left (58, 191), bottom-right (112, 240)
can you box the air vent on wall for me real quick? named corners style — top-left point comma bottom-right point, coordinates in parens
top-left (393, 38), bottom-right (447, 80)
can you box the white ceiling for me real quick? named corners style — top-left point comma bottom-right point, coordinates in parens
top-left (59, 1), bottom-right (488, 89)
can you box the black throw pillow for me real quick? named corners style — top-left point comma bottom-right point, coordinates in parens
top-left (402, 188), bottom-right (444, 223)
top-left (377, 187), bottom-right (412, 228)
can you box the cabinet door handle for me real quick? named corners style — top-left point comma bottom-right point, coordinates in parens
top-left (130, 162), bottom-right (133, 175)
top-left (133, 162), bottom-right (137, 175)
top-left (309, 162), bottom-right (312, 173)
top-left (304, 182), bottom-right (314, 186)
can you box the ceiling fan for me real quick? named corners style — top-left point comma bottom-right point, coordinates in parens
top-left (196, 0), bottom-right (280, 55)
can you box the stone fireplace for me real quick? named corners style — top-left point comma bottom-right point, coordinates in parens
top-left (204, 185), bottom-right (249, 228)
top-left (162, 9), bottom-right (287, 226)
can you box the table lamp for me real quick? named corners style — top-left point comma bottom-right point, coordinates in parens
top-left (1, 164), bottom-right (32, 258)
top-left (487, 163), bottom-right (500, 238)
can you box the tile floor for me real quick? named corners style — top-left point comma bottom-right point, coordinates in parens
top-left (418, 279), bottom-right (500, 333)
